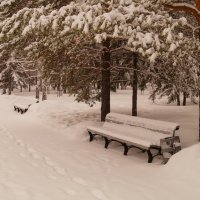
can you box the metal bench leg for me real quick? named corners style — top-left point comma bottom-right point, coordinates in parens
top-left (88, 131), bottom-right (94, 142)
top-left (158, 147), bottom-right (162, 155)
top-left (123, 143), bottom-right (129, 156)
top-left (147, 149), bottom-right (153, 163)
top-left (104, 137), bottom-right (111, 149)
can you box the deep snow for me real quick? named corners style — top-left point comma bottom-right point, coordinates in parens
top-left (0, 89), bottom-right (199, 200)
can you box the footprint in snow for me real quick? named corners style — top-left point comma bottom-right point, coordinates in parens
top-left (43, 157), bottom-right (67, 175)
top-left (30, 162), bottom-right (39, 168)
top-left (26, 146), bottom-right (36, 153)
top-left (72, 177), bottom-right (88, 186)
top-left (26, 147), bottom-right (40, 159)
top-left (31, 152), bottom-right (40, 159)
top-left (54, 167), bottom-right (67, 175)
top-left (19, 153), bottom-right (27, 158)
top-left (16, 139), bottom-right (25, 147)
top-left (91, 189), bottom-right (108, 200)
top-left (44, 157), bottom-right (56, 167)
top-left (63, 188), bottom-right (77, 196)
top-left (47, 174), bottom-right (57, 180)
top-left (6, 133), bottom-right (14, 139)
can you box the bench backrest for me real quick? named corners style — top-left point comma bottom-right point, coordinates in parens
top-left (105, 113), bottom-right (179, 136)
top-left (13, 97), bottom-right (38, 108)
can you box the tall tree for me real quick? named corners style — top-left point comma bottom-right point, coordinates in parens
top-left (0, 0), bottom-right (197, 121)
top-left (165, 0), bottom-right (200, 140)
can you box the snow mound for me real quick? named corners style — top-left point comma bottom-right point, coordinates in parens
top-left (25, 99), bottom-right (100, 134)
top-left (165, 143), bottom-right (200, 173)
top-left (150, 145), bottom-right (200, 200)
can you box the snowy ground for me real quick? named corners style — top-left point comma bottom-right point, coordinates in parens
top-left (0, 89), bottom-right (199, 200)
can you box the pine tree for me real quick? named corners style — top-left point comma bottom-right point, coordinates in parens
top-left (0, 0), bottom-right (198, 120)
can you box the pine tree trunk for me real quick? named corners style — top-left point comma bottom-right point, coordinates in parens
top-left (176, 93), bottom-right (180, 106)
top-left (116, 83), bottom-right (119, 89)
top-left (8, 74), bottom-right (12, 95)
top-left (2, 88), bottom-right (6, 94)
top-left (97, 81), bottom-right (101, 90)
top-left (42, 86), bottom-right (47, 101)
top-left (101, 39), bottom-right (110, 122)
top-left (63, 87), bottom-right (67, 94)
top-left (40, 78), bottom-right (43, 92)
top-left (132, 53), bottom-right (138, 116)
top-left (36, 86), bottom-right (40, 99)
top-left (47, 86), bottom-right (50, 94)
top-left (29, 79), bottom-right (31, 92)
top-left (57, 84), bottom-right (61, 97)
top-left (183, 92), bottom-right (187, 106)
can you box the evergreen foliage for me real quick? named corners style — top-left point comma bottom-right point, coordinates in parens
top-left (0, 0), bottom-right (199, 111)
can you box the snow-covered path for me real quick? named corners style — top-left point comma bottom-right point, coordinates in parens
top-left (0, 124), bottom-right (76, 199)
top-left (0, 94), bottom-right (159, 200)
top-left (0, 91), bottom-right (199, 199)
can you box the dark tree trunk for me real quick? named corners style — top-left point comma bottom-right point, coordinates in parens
top-left (183, 92), bottom-right (187, 106)
top-left (29, 79), bottom-right (31, 92)
top-left (8, 74), bottom-right (12, 95)
top-left (20, 86), bottom-right (22, 92)
top-left (57, 83), bottom-right (61, 97)
top-left (42, 86), bottom-right (47, 101)
top-left (40, 78), bottom-right (43, 92)
top-left (2, 88), bottom-right (6, 94)
top-left (47, 86), bottom-right (50, 94)
top-left (35, 71), bottom-right (39, 99)
top-left (35, 71), bottom-right (38, 86)
top-left (132, 53), bottom-right (138, 116)
top-left (97, 81), bottom-right (101, 90)
top-left (116, 82), bottom-right (119, 89)
top-left (36, 86), bottom-right (40, 99)
top-left (176, 93), bottom-right (180, 106)
top-left (63, 87), bottom-right (67, 94)
top-left (101, 39), bottom-right (111, 122)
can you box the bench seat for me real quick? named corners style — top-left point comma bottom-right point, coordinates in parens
top-left (88, 125), bottom-right (155, 149)
top-left (87, 113), bottom-right (180, 163)
top-left (14, 103), bottom-right (31, 110)
top-left (13, 98), bottom-right (38, 114)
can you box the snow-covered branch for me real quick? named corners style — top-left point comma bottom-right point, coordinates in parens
top-left (165, 2), bottom-right (200, 24)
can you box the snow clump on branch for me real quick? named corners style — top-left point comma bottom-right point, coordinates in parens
top-left (0, 0), bottom-right (197, 62)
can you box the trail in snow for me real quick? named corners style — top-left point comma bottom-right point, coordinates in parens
top-left (0, 124), bottom-right (111, 200)
top-left (0, 94), bottom-right (116, 200)
top-left (0, 90), bottom-right (199, 200)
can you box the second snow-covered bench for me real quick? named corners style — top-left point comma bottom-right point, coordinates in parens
top-left (13, 98), bottom-right (39, 114)
top-left (87, 113), bottom-right (180, 163)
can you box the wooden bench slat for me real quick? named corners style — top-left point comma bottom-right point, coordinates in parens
top-left (88, 126), bottom-right (151, 149)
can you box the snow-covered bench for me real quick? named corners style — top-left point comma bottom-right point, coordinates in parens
top-left (87, 113), bottom-right (180, 163)
top-left (13, 98), bottom-right (39, 114)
